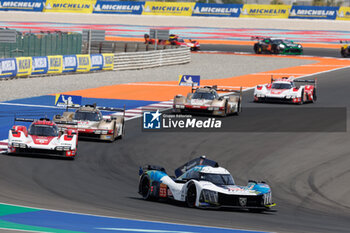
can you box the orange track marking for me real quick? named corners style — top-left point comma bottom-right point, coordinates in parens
top-left (61, 54), bottom-right (350, 102)
top-left (105, 36), bottom-right (341, 49)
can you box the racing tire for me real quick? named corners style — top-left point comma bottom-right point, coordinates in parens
top-left (299, 90), bottom-right (305, 105)
top-left (254, 45), bottom-right (261, 54)
top-left (140, 175), bottom-right (152, 200)
top-left (312, 88), bottom-right (317, 102)
top-left (186, 183), bottom-right (197, 208)
top-left (110, 123), bottom-right (117, 142)
top-left (237, 99), bottom-right (241, 115)
top-left (223, 101), bottom-right (228, 117)
top-left (118, 119), bottom-right (125, 140)
top-left (341, 49), bottom-right (347, 58)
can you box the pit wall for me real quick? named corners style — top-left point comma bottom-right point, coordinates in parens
top-left (1, 0), bottom-right (350, 20)
top-left (0, 54), bottom-right (114, 79)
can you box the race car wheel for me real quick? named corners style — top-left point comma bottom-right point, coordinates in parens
top-left (186, 183), bottom-right (197, 208)
top-left (140, 175), bottom-right (151, 200)
top-left (237, 99), bottom-right (241, 115)
top-left (341, 49), bottom-right (347, 58)
top-left (313, 88), bottom-right (317, 102)
top-left (121, 119), bottom-right (125, 137)
top-left (299, 90), bottom-right (305, 105)
top-left (111, 123), bottom-right (117, 141)
top-left (223, 101), bottom-right (228, 117)
top-left (254, 45), bottom-right (261, 54)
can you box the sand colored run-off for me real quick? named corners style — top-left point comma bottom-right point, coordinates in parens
top-left (62, 54), bottom-right (350, 102)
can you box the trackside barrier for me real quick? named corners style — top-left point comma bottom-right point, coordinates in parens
top-left (0, 1), bottom-right (346, 21)
top-left (113, 46), bottom-right (190, 71)
top-left (0, 53), bottom-right (115, 79)
top-left (0, 0), bottom-right (45, 12)
top-left (289, 6), bottom-right (338, 20)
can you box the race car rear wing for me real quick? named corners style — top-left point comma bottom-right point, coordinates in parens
top-left (294, 78), bottom-right (317, 84)
top-left (174, 156), bottom-right (219, 178)
top-left (65, 103), bottom-right (126, 116)
top-left (251, 36), bottom-right (269, 41)
top-left (15, 117), bottom-right (77, 125)
top-left (270, 76), bottom-right (317, 85)
top-left (192, 85), bottom-right (242, 94)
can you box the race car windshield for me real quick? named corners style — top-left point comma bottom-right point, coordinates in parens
top-left (271, 83), bottom-right (292, 89)
top-left (199, 173), bottom-right (235, 185)
top-left (192, 92), bottom-right (216, 100)
top-left (178, 38), bottom-right (184, 42)
top-left (74, 111), bottom-right (102, 121)
top-left (29, 124), bottom-right (58, 137)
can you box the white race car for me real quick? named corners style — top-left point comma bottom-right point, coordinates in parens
top-left (8, 118), bottom-right (78, 159)
top-left (138, 156), bottom-right (275, 212)
top-left (254, 77), bottom-right (317, 104)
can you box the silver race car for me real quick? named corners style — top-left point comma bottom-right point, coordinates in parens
top-left (173, 85), bottom-right (242, 116)
top-left (138, 156), bottom-right (275, 212)
top-left (53, 104), bottom-right (125, 141)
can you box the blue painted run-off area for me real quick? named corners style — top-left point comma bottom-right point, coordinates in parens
top-left (0, 95), bottom-right (158, 140)
top-left (0, 209), bottom-right (268, 233)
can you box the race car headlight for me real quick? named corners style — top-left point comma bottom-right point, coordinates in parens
top-left (12, 143), bottom-right (26, 148)
top-left (286, 95), bottom-right (291, 99)
top-left (63, 146), bottom-right (71, 151)
top-left (200, 189), bottom-right (218, 204)
top-left (208, 107), bottom-right (213, 110)
top-left (279, 44), bottom-right (285, 49)
top-left (262, 192), bottom-right (272, 205)
top-left (95, 130), bottom-right (101, 134)
top-left (298, 44), bottom-right (302, 48)
top-left (56, 146), bottom-right (63, 151)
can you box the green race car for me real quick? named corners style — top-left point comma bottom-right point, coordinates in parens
top-left (253, 37), bottom-right (303, 55)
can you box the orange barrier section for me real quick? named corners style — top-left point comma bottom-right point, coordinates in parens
top-left (105, 36), bottom-right (340, 49)
top-left (61, 54), bottom-right (350, 102)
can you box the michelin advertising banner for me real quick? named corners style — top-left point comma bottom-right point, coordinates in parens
top-left (289, 6), bottom-right (338, 20)
top-left (47, 55), bottom-right (63, 74)
top-left (192, 3), bottom-right (242, 17)
top-left (32, 56), bottom-right (48, 75)
top-left (0, 58), bottom-right (17, 78)
top-left (337, 7), bottom-right (350, 20)
top-left (240, 4), bottom-right (291, 18)
top-left (76, 54), bottom-right (91, 72)
top-left (0, 0), bottom-right (45, 11)
top-left (102, 53), bottom-right (114, 70)
top-left (90, 54), bottom-right (103, 71)
top-left (44, 0), bottom-right (96, 13)
top-left (16, 57), bottom-right (32, 76)
top-left (142, 2), bottom-right (195, 16)
top-left (62, 55), bottom-right (77, 73)
top-left (93, 1), bottom-right (144, 15)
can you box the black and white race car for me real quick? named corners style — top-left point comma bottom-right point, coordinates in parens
top-left (138, 156), bottom-right (275, 211)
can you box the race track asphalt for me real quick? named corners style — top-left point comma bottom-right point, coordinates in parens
top-left (201, 44), bottom-right (340, 58)
top-left (0, 57), bottom-right (350, 232)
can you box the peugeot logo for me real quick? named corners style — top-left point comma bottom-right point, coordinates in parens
top-left (239, 197), bottom-right (247, 207)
